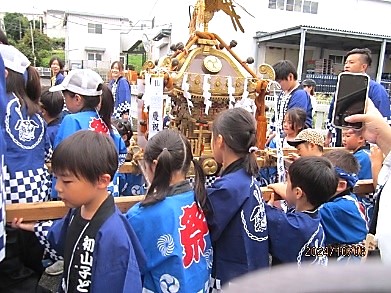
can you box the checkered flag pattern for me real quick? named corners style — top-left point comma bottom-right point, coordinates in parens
top-left (5, 167), bottom-right (51, 204)
top-left (45, 147), bottom-right (53, 163)
top-left (209, 276), bottom-right (222, 292)
top-left (0, 159), bottom-right (6, 262)
top-left (325, 118), bottom-right (337, 147)
top-left (114, 101), bottom-right (131, 119)
top-left (34, 221), bottom-right (63, 262)
top-left (188, 175), bottom-right (217, 188)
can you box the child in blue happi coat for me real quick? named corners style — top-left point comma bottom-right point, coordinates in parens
top-left (126, 129), bottom-right (212, 292)
top-left (342, 129), bottom-right (372, 180)
top-left (113, 118), bottom-right (145, 196)
top-left (39, 86), bottom-right (64, 146)
top-left (0, 44), bottom-right (52, 292)
top-left (341, 128), bottom-right (374, 223)
top-left (259, 107), bottom-right (307, 186)
top-left (267, 156), bottom-right (339, 266)
top-left (0, 46), bottom-right (8, 267)
top-left (320, 150), bottom-right (368, 260)
top-left (12, 130), bottom-right (145, 292)
top-left (50, 70), bottom-right (127, 198)
top-left (206, 108), bottom-right (269, 290)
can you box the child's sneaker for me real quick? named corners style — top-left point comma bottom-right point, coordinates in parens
top-left (45, 260), bottom-right (64, 276)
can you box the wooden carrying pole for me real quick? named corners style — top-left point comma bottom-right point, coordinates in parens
top-left (5, 179), bottom-right (374, 222)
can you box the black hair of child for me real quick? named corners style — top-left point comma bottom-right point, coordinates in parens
top-left (273, 60), bottom-right (298, 81)
top-left (345, 48), bottom-right (372, 67)
top-left (6, 65), bottom-right (41, 116)
top-left (40, 86), bottom-right (64, 118)
top-left (212, 107), bottom-right (259, 177)
top-left (52, 130), bottom-right (118, 183)
top-left (100, 84), bottom-right (114, 131)
top-left (142, 129), bottom-right (207, 210)
top-left (285, 107), bottom-right (307, 134)
top-left (323, 149), bottom-right (360, 175)
top-left (113, 118), bottom-right (133, 146)
top-left (288, 156), bottom-right (339, 208)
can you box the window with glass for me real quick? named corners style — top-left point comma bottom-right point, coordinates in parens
top-left (329, 55), bottom-right (345, 65)
top-left (268, 0), bottom-right (318, 14)
top-left (268, 0), bottom-right (277, 9)
top-left (88, 23), bottom-right (103, 34)
top-left (87, 52), bottom-right (102, 61)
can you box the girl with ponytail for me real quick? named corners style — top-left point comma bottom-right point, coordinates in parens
top-left (126, 129), bottom-right (212, 292)
top-left (207, 107), bottom-right (269, 290)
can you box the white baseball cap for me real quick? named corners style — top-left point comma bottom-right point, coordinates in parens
top-left (50, 69), bottom-right (103, 96)
top-left (0, 44), bottom-right (31, 74)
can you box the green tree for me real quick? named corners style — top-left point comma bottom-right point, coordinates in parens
top-left (51, 37), bottom-right (65, 50)
top-left (4, 13), bottom-right (29, 42)
top-left (16, 30), bottom-right (53, 67)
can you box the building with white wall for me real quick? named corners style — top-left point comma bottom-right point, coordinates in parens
top-left (145, 0), bottom-right (391, 93)
top-left (44, 10), bottom-right (134, 71)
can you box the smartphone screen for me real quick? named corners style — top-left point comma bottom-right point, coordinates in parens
top-left (332, 73), bottom-right (369, 129)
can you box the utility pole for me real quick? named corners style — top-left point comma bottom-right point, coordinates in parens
top-left (30, 22), bottom-right (36, 67)
top-left (19, 20), bottom-right (22, 40)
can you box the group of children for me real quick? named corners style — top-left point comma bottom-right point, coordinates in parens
top-left (0, 44), bottom-right (138, 292)
top-left (0, 44), bottom-right (380, 293)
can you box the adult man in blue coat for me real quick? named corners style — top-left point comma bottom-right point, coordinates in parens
top-left (325, 48), bottom-right (391, 146)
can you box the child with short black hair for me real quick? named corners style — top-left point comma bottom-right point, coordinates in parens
top-left (126, 129), bottom-right (211, 292)
top-left (320, 150), bottom-right (368, 253)
top-left (267, 156), bottom-right (339, 265)
top-left (342, 128), bottom-right (372, 180)
top-left (40, 86), bottom-right (64, 146)
top-left (270, 60), bottom-right (313, 142)
top-left (206, 108), bottom-right (269, 289)
top-left (12, 130), bottom-right (145, 292)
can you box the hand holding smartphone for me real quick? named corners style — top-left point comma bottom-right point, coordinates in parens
top-left (332, 72), bottom-right (369, 129)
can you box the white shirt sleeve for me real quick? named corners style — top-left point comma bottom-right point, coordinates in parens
top-left (376, 150), bottom-right (391, 264)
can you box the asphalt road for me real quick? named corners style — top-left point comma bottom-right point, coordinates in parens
top-left (39, 273), bottom-right (61, 292)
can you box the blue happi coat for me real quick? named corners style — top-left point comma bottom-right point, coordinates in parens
top-left (206, 160), bottom-right (269, 288)
top-left (126, 184), bottom-right (212, 293)
top-left (2, 93), bottom-right (52, 204)
top-left (109, 77), bottom-right (131, 119)
top-left (266, 205), bottom-right (328, 266)
top-left (0, 52), bottom-right (6, 261)
top-left (271, 87), bottom-right (313, 133)
top-left (34, 200), bottom-right (145, 292)
top-left (53, 111), bottom-right (127, 197)
top-left (0, 123), bottom-right (4, 262)
top-left (353, 145), bottom-right (372, 180)
top-left (319, 192), bottom-right (368, 245)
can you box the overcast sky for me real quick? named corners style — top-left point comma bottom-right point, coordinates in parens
top-left (1, 0), bottom-right (160, 21)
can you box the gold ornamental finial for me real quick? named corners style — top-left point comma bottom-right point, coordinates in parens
top-left (189, 0), bottom-right (245, 34)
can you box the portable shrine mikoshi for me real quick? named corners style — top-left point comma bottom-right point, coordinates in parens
top-left (135, 0), bottom-right (277, 177)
